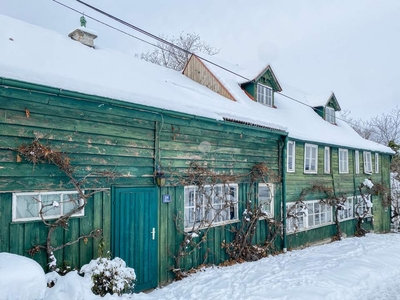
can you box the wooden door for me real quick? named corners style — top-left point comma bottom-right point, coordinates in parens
top-left (112, 187), bottom-right (158, 292)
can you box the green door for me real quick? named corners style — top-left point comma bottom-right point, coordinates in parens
top-left (112, 187), bottom-right (158, 292)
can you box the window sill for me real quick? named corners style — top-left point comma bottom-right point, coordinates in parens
top-left (11, 214), bottom-right (85, 224)
top-left (184, 219), bottom-right (240, 232)
top-left (287, 221), bottom-right (334, 235)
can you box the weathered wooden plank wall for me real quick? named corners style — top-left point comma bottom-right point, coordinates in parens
top-left (0, 82), bottom-right (284, 286)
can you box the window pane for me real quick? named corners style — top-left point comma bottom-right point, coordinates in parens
top-left (41, 194), bottom-right (61, 217)
top-left (259, 185), bottom-right (272, 216)
top-left (62, 193), bottom-right (81, 215)
top-left (15, 194), bottom-right (40, 219)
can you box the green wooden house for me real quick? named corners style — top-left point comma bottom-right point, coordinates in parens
top-left (183, 54), bottom-right (394, 251)
top-left (0, 15), bottom-right (289, 291)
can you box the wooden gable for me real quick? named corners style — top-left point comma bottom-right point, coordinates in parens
top-left (326, 92), bottom-right (341, 111)
top-left (244, 65), bottom-right (282, 93)
top-left (182, 55), bottom-right (236, 101)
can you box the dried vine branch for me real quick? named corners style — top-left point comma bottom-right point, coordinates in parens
top-left (17, 139), bottom-right (118, 270)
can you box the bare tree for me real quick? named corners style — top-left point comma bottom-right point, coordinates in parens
top-left (341, 107), bottom-right (400, 146)
top-left (340, 110), bottom-right (374, 140)
top-left (138, 32), bottom-right (219, 71)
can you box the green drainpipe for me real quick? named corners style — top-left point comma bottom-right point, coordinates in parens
top-left (282, 135), bottom-right (288, 252)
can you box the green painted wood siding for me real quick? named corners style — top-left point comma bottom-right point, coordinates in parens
top-left (285, 140), bottom-right (391, 249)
top-left (0, 191), bottom-right (111, 269)
top-left (0, 81), bottom-right (285, 286)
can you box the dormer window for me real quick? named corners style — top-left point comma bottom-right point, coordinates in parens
top-left (325, 107), bottom-right (335, 123)
top-left (257, 84), bottom-right (273, 107)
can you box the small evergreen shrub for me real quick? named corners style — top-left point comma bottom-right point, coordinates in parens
top-left (80, 257), bottom-right (136, 296)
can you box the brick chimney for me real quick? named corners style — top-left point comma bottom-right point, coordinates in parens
top-left (68, 15), bottom-right (97, 48)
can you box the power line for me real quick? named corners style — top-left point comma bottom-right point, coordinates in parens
top-left (54, 0), bottom-right (349, 124)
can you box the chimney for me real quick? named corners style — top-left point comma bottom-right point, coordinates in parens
top-left (68, 15), bottom-right (97, 48)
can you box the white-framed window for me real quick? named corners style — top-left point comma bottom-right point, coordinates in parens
top-left (304, 143), bottom-right (318, 174)
top-left (355, 150), bottom-right (360, 174)
top-left (375, 153), bottom-right (379, 173)
top-left (286, 202), bottom-right (307, 233)
top-left (355, 195), bottom-right (373, 217)
top-left (338, 197), bottom-right (354, 221)
top-left (256, 84), bottom-right (273, 107)
top-left (339, 148), bottom-right (349, 173)
top-left (12, 191), bottom-right (84, 222)
top-left (324, 146), bottom-right (330, 174)
top-left (258, 183), bottom-right (274, 218)
top-left (307, 201), bottom-right (333, 227)
top-left (287, 200), bottom-right (333, 233)
top-left (184, 184), bottom-right (238, 230)
top-left (325, 106), bottom-right (335, 124)
top-left (363, 151), bottom-right (372, 174)
top-left (287, 141), bottom-right (295, 172)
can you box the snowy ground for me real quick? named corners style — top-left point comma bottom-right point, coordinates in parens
top-left (2, 233), bottom-right (400, 300)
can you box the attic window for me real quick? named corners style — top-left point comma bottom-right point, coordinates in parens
top-left (256, 84), bottom-right (273, 107)
top-left (325, 107), bottom-right (335, 123)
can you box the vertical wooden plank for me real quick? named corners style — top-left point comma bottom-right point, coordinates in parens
top-left (102, 190), bottom-right (111, 256)
top-left (79, 193), bottom-right (94, 266)
top-left (64, 218), bottom-right (80, 269)
top-left (0, 193), bottom-right (12, 252)
top-left (9, 223), bottom-right (24, 256)
top-left (92, 192), bottom-right (102, 258)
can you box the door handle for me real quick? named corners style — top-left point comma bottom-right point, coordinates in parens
top-left (151, 227), bottom-right (156, 240)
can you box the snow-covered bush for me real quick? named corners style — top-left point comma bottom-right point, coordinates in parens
top-left (80, 257), bottom-right (136, 296)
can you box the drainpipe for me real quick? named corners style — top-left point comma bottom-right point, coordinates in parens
top-left (282, 135), bottom-right (288, 253)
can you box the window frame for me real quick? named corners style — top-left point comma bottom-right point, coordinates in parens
top-left (287, 141), bottom-right (296, 173)
top-left (363, 151), bottom-right (372, 174)
top-left (325, 106), bottom-right (335, 124)
top-left (184, 183), bottom-right (239, 231)
top-left (304, 143), bottom-right (318, 174)
top-left (258, 183), bottom-right (274, 218)
top-left (338, 197), bottom-right (354, 221)
top-left (355, 150), bottom-right (360, 174)
top-left (286, 200), bottom-right (333, 233)
top-left (324, 146), bottom-right (331, 174)
top-left (12, 191), bottom-right (84, 222)
top-left (256, 83), bottom-right (273, 107)
top-left (355, 195), bottom-right (373, 217)
top-left (375, 153), bottom-right (379, 173)
top-left (338, 148), bottom-right (349, 174)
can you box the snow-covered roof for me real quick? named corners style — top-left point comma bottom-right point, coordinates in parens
top-left (0, 14), bottom-right (393, 154)
top-left (197, 55), bottom-right (392, 154)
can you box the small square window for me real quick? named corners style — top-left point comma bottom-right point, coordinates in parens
top-left (256, 84), bottom-right (273, 107)
top-left (304, 144), bottom-right (318, 174)
top-left (287, 141), bottom-right (295, 172)
top-left (339, 149), bottom-right (349, 173)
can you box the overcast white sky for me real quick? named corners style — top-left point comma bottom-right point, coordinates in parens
top-left (2, 0), bottom-right (400, 119)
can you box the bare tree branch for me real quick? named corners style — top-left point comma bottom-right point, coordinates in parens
top-left (137, 32), bottom-right (219, 71)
